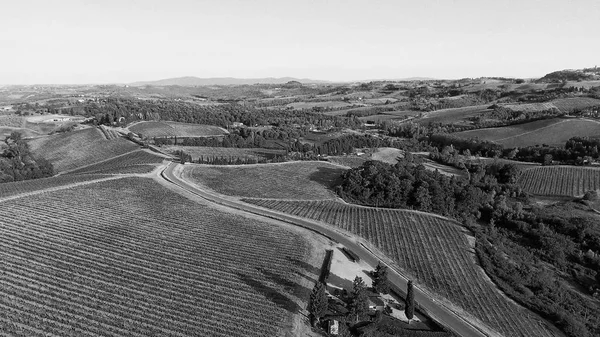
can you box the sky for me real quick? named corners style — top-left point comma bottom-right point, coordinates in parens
top-left (0, 0), bottom-right (599, 84)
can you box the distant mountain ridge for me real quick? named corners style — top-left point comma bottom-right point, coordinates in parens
top-left (129, 76), bottom-right (330, 86)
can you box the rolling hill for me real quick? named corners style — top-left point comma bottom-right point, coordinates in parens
top-left (28, 127), bottom-right (139, 172)
top-left (453, 118), bottom-right (600, 147)
top-left (130, 76), bottom-right (330, 86)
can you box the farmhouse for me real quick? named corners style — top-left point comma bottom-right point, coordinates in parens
top-left (367, 292), bottom-right (385, 311)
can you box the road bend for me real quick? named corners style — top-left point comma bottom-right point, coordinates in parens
top-left (160, 162), bottom-right (493, 337)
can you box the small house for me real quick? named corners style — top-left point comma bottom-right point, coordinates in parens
top-left (367, 292), bottom-right (385, 312)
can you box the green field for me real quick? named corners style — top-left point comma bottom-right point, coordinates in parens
top-left (28, 128), bottom-right (140, 172)
top-left (0, 177), bottom-right (319, 336)
top-left (129, 121), bottom-right (228, 138)
top-left (183, 161), bottom-right (345, 200)
top-left (454, 118), bottom-right (600, 147)
top-left (243, 199), bottom-right (557, 337)
top-left (518, 165), bottom-right (600, 197)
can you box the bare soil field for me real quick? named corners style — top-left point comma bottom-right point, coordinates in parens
top-left (182, 161), bottom-right (345, 200)
top-left (453, 118), bottom-right (600, 147)
top-left (129, 121), bottom-right (228, 138)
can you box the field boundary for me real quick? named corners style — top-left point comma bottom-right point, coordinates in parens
top-left (0, 176), bottom-right (123, 203)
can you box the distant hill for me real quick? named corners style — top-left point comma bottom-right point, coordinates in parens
top-left (130, 76), bottom-right (330, 86)
top-left (537, 67), bottom-right (600, 83)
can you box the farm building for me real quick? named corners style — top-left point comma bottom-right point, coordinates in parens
top-left (367, 292), bottom-right (385, 311)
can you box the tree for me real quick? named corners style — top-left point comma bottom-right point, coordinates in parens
top-left (543, 154), bottom-right (553, 166)
top-left (372, 262), bottom-right (390, 294)
top-left (405, 280), bottom-right (415, 322)
top-left (349, 276), bottom-right (369, 322)
top-left (308, 282), bottom-right (328, 324)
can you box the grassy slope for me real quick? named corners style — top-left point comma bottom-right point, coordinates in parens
top-left (183, 161), bottom-right (345, 200)
top-left (28, 128), bottom-right (139, 172)
top-left (129, 121), bottom-right (228, 138)
top-left (454, 118), bottom-right (600, 147)
top-left (0, 177), bottom-right (318, 337)
top-left (243, 199), bottom-right (557, 337)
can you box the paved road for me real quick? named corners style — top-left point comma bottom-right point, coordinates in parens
top-left (161, 162), bottom-right (492, 337)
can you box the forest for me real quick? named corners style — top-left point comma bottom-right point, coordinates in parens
top-left (70, 97), bottom-right (362, 129)
top-left (0, 132), bottom-right (54, 183)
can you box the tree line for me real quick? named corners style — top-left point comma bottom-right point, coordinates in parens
top-left (0, 132), bottom-right (54, 183)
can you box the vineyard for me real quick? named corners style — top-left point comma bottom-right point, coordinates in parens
top-left (417, 105), bottom-right (491, 125)
top-left (129, 121), bottom-right (228, 138)
top-left (243, 199), bottom-right (557, 337)
top-left (28, 128), bottom-right (140, 172)
top-left (518, 165), bottom-right (600, 197)
top-left (454, 118), bottom-right (600, 147)
top-left (327, 155), bottom-right (369, 168)
top-left (0, 174), bottom-right (111, 200)
top-left (0, 177), bottom-right (317, 337)
top-left (500, 102), bottom-right (558, 113)
top-left (183, 161), bottom-right (345, 200)
top-left (551, 97), bottom-right (600, 113)
top-left (99, 125), bottom-right (120, 140)
top-left (68, 150), bottom-right (166, 175)
top-left (162, 145), bottom-right (285, 161)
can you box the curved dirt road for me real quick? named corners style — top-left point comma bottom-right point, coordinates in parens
top-left (160, 162), bottom-right (492, 337)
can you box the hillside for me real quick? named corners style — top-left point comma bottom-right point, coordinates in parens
top-left (453, 118), bottom-right (600, 147)
top-left (182, 161), bottom-right (345, 200)
top-left (538, 69), bottom-right (600, 83)
top-left (243, 199), bottom-right (558, 337)
top-left (0, 176), bottom-right (323, 336)
top-left (28, 128), bottom-right (139, 172)
top-left (130, 76), bottom-right (330, 86)
top-left (128, 121), bottom-right (228, 138)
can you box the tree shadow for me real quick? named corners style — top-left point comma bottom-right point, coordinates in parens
top-left (308, 166), bottom-right (346, 190)
top-left (327, 272), bottom-right (354, 291)
top-left (237, 273), bottom-right (301, 314)
top-left (257, 267), bottom-right (312, 302)
top-left (286, 256), bottom-right (320, 276)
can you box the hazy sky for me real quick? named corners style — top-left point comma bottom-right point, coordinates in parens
top-left (1, 0), bottom-right (598, 84)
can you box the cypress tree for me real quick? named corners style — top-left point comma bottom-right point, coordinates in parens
top-left (308, 282), bottom-right (328, 323)
top-left (349, 276), bottom-right (369, 322)
top-left (405, 280), bottom-right (414, 321)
